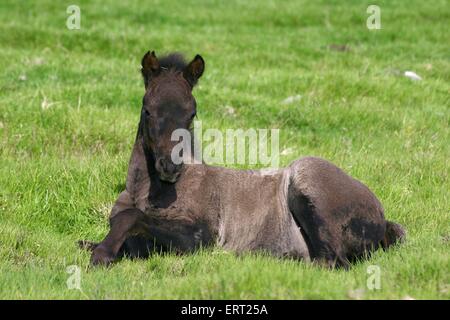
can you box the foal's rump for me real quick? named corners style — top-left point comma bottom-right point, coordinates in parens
top-left (286, 157), bottom-right (397, 267)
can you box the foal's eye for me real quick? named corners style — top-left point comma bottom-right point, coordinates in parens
top-left (190, 111), bottom-right (197, 119)
top-left (143, 109), bottom-right (151, 118)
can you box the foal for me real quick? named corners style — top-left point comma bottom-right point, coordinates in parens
top-left (81, 51), bottom-right (405, 268)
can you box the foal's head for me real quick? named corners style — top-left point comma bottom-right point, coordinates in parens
top-left (140, 51), bottom-right (204, 183)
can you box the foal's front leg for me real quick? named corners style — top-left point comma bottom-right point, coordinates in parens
top-left (91, 208), bottom-right (210, 266)
top-left (91, 208), bottom-right (148, 266)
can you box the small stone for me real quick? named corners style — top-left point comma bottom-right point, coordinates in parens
top-left (282, 95), bottom-right (302, 105)
top-left (18, 74), bottom-right (27, 81)
top-left (404, 71), bottom-right (422, 81)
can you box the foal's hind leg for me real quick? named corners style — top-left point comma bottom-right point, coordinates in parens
top-left (287, 157), bottom-right (387, 269)
top-left (288, 192), bottom-right (350, 269)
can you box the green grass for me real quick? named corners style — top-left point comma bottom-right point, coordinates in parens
top-left (0, 0), bottom-right (449, 299)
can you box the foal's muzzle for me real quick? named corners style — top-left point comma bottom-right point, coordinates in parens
top-left (155, 156), bottom-right (182, 183)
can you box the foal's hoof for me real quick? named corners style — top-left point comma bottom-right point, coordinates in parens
top-left (90, 246), bottom-right (115, 267)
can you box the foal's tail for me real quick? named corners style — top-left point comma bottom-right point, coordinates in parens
top-left (382, 221), bottom-right (406, 249)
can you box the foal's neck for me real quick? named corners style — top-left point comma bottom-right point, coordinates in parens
top-left (126, 119), bottom-right (199, 207)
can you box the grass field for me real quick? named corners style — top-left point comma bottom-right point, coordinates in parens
top-left (0, 0), bottom-right (449, 299)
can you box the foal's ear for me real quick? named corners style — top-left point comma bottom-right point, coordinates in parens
top-left (183, 54), bottom-right (205, 88)
top-left (141, 50), bottom-right (160, 88)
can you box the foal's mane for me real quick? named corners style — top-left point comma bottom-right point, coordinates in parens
top-left (158, 53), bottom-right (187, 72)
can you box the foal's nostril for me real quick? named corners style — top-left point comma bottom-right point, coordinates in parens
top-left (155, 157), bottom-right (165, 173)
top-left (156, 157), bottom-right (180, 175)
top-left (165, 161), bottom-right (177, 175)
